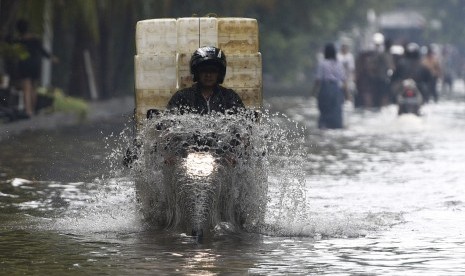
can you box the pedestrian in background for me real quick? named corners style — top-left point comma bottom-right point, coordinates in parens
top-left (14, 19), bottom-right (58, 117)
top-left (313, 43), bottom-right (346, 129)
top-left (422, 45), bottom-right (442, 102)
top-left (354, 33), bottom-right (394, 108)
top-left (337, 39), bottom-right (355, 102)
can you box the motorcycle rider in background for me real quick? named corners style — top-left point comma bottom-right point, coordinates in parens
top-left (391, 43), bottom-right (433, 104)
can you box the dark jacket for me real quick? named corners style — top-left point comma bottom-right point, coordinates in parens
top-left (392, 57), bottom-right (433, 97)
top-left (15, 36), bottom-right (51, 79)
top-left (167, 84), bottom-right (245, 114)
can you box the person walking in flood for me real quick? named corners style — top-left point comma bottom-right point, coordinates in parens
top-left (337, 38), bottom-right (356, 102)
top-left (313, 43), bottom-right (346, 129)
top-left (14, 19), bottom-right (58, 117)
top-left (421, 45), bottom-right (442, 102)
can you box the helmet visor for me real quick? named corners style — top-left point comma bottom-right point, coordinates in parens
top-left (197, 64), bottom-right (220, 73)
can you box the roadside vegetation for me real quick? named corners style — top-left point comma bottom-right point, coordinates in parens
top-left (1, 0), bottom-right (463, 99)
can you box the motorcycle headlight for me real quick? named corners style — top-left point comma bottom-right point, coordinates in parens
top-left (184, 152), bottom-right (215, 177)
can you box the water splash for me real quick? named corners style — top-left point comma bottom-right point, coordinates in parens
top-left (117, 109), bottom-right (307, 236)
top-left (48, 177), bottom-right (141, 233)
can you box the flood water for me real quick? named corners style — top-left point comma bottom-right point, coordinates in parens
top-left (1, 82), bottom-right (465, 275)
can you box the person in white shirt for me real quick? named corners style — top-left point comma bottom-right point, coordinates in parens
top-left (337, 41), bottom-right (355, 101)
top-left (313, 43), bottom-right (346, 129)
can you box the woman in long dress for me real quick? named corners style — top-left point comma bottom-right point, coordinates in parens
top-left (313, 43), bottom-right (346, 129)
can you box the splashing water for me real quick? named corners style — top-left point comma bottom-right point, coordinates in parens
top-left (114, 109), bottom-right (308, 236)
top-left (38, 106), bottom-right (383, 239)
top-left (42, 109), bottom-right (308, 237)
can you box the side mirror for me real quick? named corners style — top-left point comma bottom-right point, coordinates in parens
top-left (146, 109), bottom-right (161, 119)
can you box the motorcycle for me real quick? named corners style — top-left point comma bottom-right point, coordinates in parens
top-left (129, 110), bottom-right (267, 238)
top-left (397, 78), bottom-right (423, 116)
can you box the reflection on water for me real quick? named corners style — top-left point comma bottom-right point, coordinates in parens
top-left (1, 90), bottom-right (465, 274)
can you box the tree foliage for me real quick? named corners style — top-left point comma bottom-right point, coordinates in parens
top-left (0, 0), bottom-right (463, 98)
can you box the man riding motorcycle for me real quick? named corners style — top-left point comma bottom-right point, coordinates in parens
top-left (125, 47), bottom-right (265, 236)
top-left (391, 42), bottom-right (433, 103)
top-left (124, 46), bottom-right (248, 167)
top-left (167, 46), bottom-right (245, 114)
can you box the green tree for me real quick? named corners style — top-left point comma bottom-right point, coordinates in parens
top-left (2, 0), bottom-right (463, 99)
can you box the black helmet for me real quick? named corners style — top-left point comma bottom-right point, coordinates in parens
top-left (190, 46), bottom-right (227, 84)
top-left (405, 42), bottom-right (420, 59)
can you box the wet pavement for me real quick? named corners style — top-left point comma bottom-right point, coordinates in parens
top-left (2, 82), bottom-right (465, 274)
top-left (0, 96), bottom-right (134, 141)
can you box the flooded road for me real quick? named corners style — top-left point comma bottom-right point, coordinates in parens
top-left (1, 83), bottom-right (465, 275)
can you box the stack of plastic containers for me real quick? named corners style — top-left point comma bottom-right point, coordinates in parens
top-left (134, 18), bottom-right (177, 124)
top-left (134, 17), bottom-right (262, 126)
top-left (218, 18), bottom-right (262, 108)
top-left (176, 17), bottom-right (218, 90)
